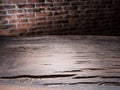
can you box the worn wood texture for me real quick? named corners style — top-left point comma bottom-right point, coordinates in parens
top-left (0, 36), bottom-right (120, 90)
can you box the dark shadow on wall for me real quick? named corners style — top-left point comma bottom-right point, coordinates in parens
top-left (24, 0), bottom-right (120, 36)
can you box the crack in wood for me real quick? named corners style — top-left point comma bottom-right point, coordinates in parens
top-left (0, 74), bottom-right (76, 79)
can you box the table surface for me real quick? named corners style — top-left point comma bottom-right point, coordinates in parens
top-left (0, 36), bottom-right (120, 90)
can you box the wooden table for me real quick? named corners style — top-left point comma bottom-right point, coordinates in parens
top-left (0, 36), bottom-right (120, 90)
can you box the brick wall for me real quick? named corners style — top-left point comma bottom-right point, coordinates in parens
top-left (0, 0), bottom-right (120, 36)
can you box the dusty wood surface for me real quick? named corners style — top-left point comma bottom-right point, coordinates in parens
top-left (0, 36), bottom-right (120, 90)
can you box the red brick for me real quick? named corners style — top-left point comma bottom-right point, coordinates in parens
top-left (0, 0), bottom-right (120, 36)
